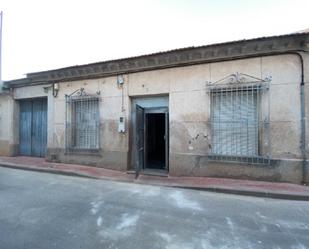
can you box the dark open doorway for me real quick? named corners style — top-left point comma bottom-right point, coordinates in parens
top-left (145, 113), bottom-right (165, 169)
top-left (135, 103), bottom-right (169, 177)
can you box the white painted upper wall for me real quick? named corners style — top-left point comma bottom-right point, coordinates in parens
top-left (14, 84), bottom-right (49, 99)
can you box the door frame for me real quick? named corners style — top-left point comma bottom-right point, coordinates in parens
top-left (130, 96), bottom-right (169, 177)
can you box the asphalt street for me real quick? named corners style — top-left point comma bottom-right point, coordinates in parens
top-left (0, 166), bottom-right (308, 249)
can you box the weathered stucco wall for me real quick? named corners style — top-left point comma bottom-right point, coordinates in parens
top-left (127, 54), bottom-right (306, 183)
top-left (3, 53), bottom-right (308, 183)
top-left (0, 94), bottom-right (18, 156)
top-left (47, 77), bottom-right (130, 171)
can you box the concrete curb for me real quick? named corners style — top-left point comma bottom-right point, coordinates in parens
top-left (0, 162), bottom-right (98, 179)
top-left (1, 163), bottom-right (309, 201)
top-left (0, 163), bottom-right (134, 183)
top-left (175, 186), bottom-right (309, 201)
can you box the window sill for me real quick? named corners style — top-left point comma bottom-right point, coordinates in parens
top-left (207, 154), bottom-right (271, 165)
top-left (65, 148), bottom-right (102, 157)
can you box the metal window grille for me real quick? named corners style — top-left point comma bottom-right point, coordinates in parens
top-left (207, 73), bottom-right (271, 164)
top-left (65, 88), bottom-right (100, 153)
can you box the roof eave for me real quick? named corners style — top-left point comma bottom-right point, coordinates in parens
top-left (5, 33), bottom-right (309, 88)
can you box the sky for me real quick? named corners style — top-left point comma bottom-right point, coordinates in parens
top-left (1, 0), bottom-right (309, 80)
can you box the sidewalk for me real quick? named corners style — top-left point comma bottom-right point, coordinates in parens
top-left (1, 156), bottom-right (309, 201)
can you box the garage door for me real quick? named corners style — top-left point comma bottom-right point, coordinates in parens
top-left (19, 98), bottom-right (47, 157)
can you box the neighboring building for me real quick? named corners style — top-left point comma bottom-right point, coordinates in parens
top-left (1, 32), bottom-right (309, 183)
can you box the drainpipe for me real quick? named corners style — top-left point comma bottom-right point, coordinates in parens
top-left (292, 52), bottom-right (307, 184)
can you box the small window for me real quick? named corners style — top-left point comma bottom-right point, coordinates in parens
top-left (65, 89), bottom-right (100, 153)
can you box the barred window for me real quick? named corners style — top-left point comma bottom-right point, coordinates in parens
top-left (207, 73), bottom-right (271, 164)
top-left (65, 89), bottom-right (100, 152)
top-left (211, 86), bottom-right (259, 156)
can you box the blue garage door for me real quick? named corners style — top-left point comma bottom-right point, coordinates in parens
top-left (19, 98), bottom-right (47, 157)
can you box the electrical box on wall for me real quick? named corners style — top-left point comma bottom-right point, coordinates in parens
top-left (118, 116), bottom-right (126, 133)
top-left (117, 75), bottom-right (124, 86)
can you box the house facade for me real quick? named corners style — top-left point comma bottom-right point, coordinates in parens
top-left (1, 33), bottom-right (309, 183)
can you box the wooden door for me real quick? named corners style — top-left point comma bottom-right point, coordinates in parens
top-left (19, 100), bottom-right (32, 156)
top-left (19, 98), bottom-right (47, 157)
